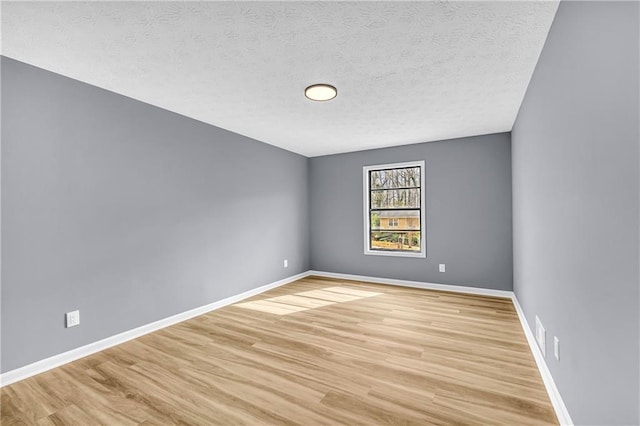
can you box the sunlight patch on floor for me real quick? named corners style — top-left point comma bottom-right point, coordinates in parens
top-left (233, 286), bottom-right (383, 315)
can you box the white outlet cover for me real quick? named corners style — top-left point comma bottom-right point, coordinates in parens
top-left (439, 264), bottom-right (446, 272)
top-left (284, 259), bottom-right (288, 268)
top-left (535, 316), bottom-right (546, 356)
top-left (554, 336), bottom-right (560, 360)
top-left (66, 310), bottom-right (80, 328)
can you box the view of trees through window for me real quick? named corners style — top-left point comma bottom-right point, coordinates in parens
top-left (368, 165), bottom-right (422, 252)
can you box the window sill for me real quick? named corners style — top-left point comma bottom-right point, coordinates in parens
top-left (364, 250), bottom-right (426, 258)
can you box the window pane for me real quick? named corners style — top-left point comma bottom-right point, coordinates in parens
top-left (365, 162), bottom-right (424, 257)
top-left (370, 188), bottom-right (420, 209)
top-left (370, 167), bottom-right (420, 189)
top-left (371, 210), bottom-right (421, 230)
top-left (370, 231), bottom-right (421, 252)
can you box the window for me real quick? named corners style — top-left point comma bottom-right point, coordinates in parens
top-left (363, 160), bottom-right (425, 257)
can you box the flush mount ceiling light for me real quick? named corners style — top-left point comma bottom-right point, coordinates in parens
top-left (305, 84), bottom-right (337, 102)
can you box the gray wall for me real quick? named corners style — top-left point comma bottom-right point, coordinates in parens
top-left (1, 57), bottom-right (310, 372)
top-left (309, 133), bottom-right (513, 291)
top-left (511, 2), bottom-right (639, 425)
top-left (0, 50), bottom-right (3, 376)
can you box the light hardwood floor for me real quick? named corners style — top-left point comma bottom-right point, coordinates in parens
top-left (1, 276), bottom-right (558, 425)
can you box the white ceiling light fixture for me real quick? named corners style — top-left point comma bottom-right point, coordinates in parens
top-left (305, 84), bottom-right (337, 102)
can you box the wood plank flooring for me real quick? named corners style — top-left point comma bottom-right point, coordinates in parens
top-left (1, 276), bottom-right (558, 425)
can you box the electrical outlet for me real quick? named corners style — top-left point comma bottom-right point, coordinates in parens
top-left (554, 336), bottom-right (560, 360)
top-left (439, 264), bottom-right (446, 272)
top-left (66, 310), bottom-right (80, 328)
top-left (535, 316), bottom-right (546, 356)
top-left (283, 259), bottom-right (288, 268)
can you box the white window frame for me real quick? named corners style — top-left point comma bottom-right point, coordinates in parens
top-left (363, 160), bottom-right (426, 258)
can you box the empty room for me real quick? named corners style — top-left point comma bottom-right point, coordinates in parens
top-left (1, 1), bottom-right (638, 425)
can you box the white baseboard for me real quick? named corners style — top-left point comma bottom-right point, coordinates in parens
top-left (511, 296), bottom-right (573, 426)
top-left (0, 271), bottom-right (311, 388)
top-left (307, 270), bottom-right (513, 298)
top-left (0, 268), bottom-right (573, 426)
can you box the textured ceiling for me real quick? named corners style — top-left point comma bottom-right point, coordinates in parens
top-left (1, 1), bottom-right (559, 157)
